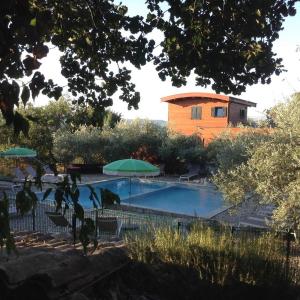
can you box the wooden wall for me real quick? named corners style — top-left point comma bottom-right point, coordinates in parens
top-left (228, 102), bottom-right (248, 125)
top-left (168, 98), bottom-right (229, 137)
top-left (167, 97), bottom-right (253, 144)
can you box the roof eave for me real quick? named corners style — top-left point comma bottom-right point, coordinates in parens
top-left (229, 97), bottom-right (257, 107)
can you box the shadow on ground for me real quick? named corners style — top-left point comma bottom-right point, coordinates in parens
top-left (90, 261), bottom-right (300, 300)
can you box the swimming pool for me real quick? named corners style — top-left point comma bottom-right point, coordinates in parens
top-left (42, 178), bottom-right (228, 218)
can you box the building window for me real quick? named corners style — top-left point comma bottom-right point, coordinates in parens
top-left (211, 107), bottom-right (227, 117)
top-left (191, 106), bottom-right (202, 119)
top-left (240, 109), bottom-right (246, 119)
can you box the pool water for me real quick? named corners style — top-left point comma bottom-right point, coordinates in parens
top-left (43, 178), bottom-right (228, 218)
top-left (124, 185), bottom-right (227, 218)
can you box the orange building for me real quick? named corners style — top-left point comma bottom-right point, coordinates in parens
top-left (161, 92), bottom-right (256, 144)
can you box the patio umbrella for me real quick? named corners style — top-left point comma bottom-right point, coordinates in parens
top-left (103, 158), bottom-right (160, 198)
top-left (0, 147), bottom-right (37, 171)
top-left (0, 147), bottom-right (37, 158)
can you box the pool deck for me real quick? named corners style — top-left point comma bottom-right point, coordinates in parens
top-left (5, 173), bottom-right (273, 229)
top-left (78, 174), bottom-right (273, 228)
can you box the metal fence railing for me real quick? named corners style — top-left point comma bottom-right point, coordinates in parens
top-left (8, 200), bottom-right (185, 237)
top-left (6, 198), bottom-right (300, 278)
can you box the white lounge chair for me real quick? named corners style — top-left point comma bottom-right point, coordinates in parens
top-left (25, 166), bottom-right (67, 183)
top-left (42, 165), bottom-right (67, 183)
top-left (179, 165), bottom-right (200, 181)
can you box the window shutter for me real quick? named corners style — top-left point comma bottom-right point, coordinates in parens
top-left (211, 107), bottom-right (215, 117)
top-left (192, 106), bottom-right (201, 119)
top-left (195, 107), bottom-right (199, 119)
top-left (198, 106), bottom-right (202, 119)
top-left (224, 107), bottom-right (228, 117)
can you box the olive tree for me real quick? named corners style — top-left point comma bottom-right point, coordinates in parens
top-left (101, 119), bottom-right (168, 163)
top-left (53, 127), bottom-right (104, 165)
top-left (159, 133), bottom-right (206, 174)
top-left (213, 93), bottom-right (300, 230)
top-left (207, 128), bottom-right (271, 173)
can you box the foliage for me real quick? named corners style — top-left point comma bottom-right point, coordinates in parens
top-left (126, 223), bottom-right (298, 286)
top-left (103, 110), bottom-right (122, 129)
top-left (67, 104), bottom-right (122, 131)
top-left (53, 119), bottom-right (206, 170)
top-left (256, 109), bottom-right (277, 128)
top-left (51, 173), bottom-right (100, 254)
top-left (15, 181), bottom-right (39, 215)
top-left (0, 0), bottom-right (152, 133)
top-left (0, 98), bottom-right (121, 164)
top-left (146, 0), bottom-right (298, 94)
top-left (0, 99), bottom-right (71, 164)
top-left (100, 188), bottom-right (121, 212)
top-left (207, 129), bottom-right (271, 173)
top-left (53, 126), bottom-right (104, 165)
top-left (1, 0), bottom-right (298, 134)
top-left (0, 166), bottom-right (101, 255)
top-left (100, 119), bottom-right (168, 163)
top-left (213, 93), bottom-right (300, 230)
top-left (0, 193), bottom-right (16, 255)
top-left (159, 133), bottom-right (206, 173)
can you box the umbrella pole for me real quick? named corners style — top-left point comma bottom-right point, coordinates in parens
top-left (129, 176), bottom-right (131, 205)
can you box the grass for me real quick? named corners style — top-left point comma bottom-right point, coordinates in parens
top-left (125, 222), bottom-right (300, 287)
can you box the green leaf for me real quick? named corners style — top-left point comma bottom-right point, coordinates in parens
top-left (85, 36), bottom-right (92, 46)
top-left (30, 18), bottom-right (37, 26)
top-left (74, 202), bottom-right (84, 220)
top-left (70, 187), bottom-right (80, 203)
top-left (16, 190), bottom-right (31, 215)
top-left (26, 188), bottom-right (39, 208)
top-left (55, 189), bottom-right (64, 211)
top-left (71, 172), bottom-right (81, 183)
top-left (100, 188), bottom-right (120, 207)
top-left (79, 218), bottom-right (96, 255)
top-left (87, 184), bottom-right (100, 207)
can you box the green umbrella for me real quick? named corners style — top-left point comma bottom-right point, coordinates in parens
top-left (103, 159), bottom-right (160, 199)
top-left (0, 147), bottom-right (37, 158)
top-left (103, 159), bottom-right (159, 177)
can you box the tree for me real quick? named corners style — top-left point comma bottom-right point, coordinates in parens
top-left (68, 105), bottom-right (122, 131)
top-left (0, 0), bottom-right (298, 133)
top-left (53, 127), bottom-right (104, 165)
top-left (146, 0), bottom-right (298, 94)
top-left (213, 93), bottom-right (300, 231)
top-left (0, 97), bottom-right (121, 163)
top-left (206, 128), bottom-right (271, 173)
top-left (100, 119), bottom-right (168, 163)
top-left (159, 133), bottom-right (206, 174)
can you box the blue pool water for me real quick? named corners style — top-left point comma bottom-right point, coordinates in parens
top-left (42, 178), bottom-right (227, 218)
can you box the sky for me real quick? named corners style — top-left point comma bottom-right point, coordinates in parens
top-left (36, 1), bottom-right (300, 121)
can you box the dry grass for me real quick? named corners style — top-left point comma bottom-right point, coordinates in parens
top-left (126, 222), bottom-right (300, 286)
